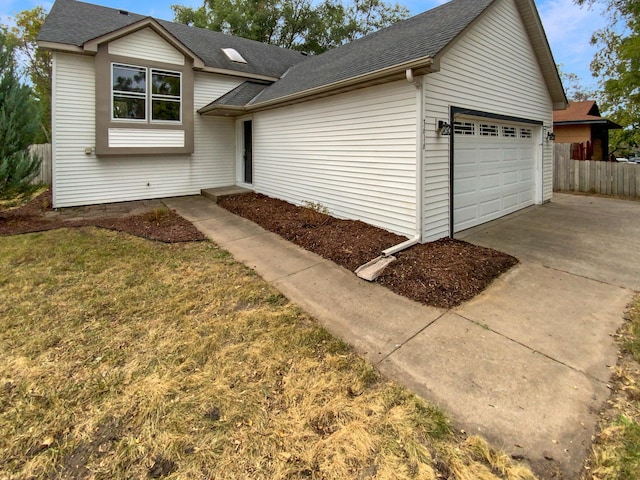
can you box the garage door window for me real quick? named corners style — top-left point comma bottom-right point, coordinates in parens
top-left (479, 123), bottom-right (499, 136)
top-left (502, 126), bottom-right (517, 137)
top-left (520, 128), bottom-right (532, 138)
top-left (454, 121), bottom-right (475, 135)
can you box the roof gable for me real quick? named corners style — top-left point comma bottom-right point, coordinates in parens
top-left (38, 0), bottom-right (306, 79)
top-left (251, 0), bottom-right (495, 105)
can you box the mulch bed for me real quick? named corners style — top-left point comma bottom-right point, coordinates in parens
top-left (219, 193), bottom-right (518, 308)
top-left (0, 190), bottom-right (206, 243)
top-left (2, 189), bottom-right (518, 308)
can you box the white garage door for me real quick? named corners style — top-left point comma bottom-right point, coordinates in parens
top-left (453, 118), bottom-right (537, 233)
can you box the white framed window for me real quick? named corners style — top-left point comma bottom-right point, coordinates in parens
top-left (112, 63), bottom-right (182, 123)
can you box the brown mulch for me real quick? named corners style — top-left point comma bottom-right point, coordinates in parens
top-left (219, 193), bottom-right (518, 308)
top-left (2, 189), bottom-right (518, 308)
top-left (0, 189), bottom-right (206, 243)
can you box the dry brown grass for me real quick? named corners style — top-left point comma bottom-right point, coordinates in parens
top-left (583, 296), bottom-right (640, 479)
top-left (0, 227), bottom-right (537, 479)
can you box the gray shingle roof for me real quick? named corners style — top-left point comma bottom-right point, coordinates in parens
top-left (252, 0), bottom-right (495, 104)
top-left (40, 0), bottom-right (555, 109)
top-left (37, 0), bottom-right (306, 78)
top-left (198, 81), bottom-right (270, 112)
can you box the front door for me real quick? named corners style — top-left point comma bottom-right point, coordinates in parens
top-left (243, 120), bottom-right (253, 184)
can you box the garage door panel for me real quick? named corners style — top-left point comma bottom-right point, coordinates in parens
top-left (456, 205), bottom-right (479, 225)
top-left (503, 170), bottom-right (519, 186)
top-left (520, 169), bottom-right (534, 182)
top-left (454, 118), bottom-right (537, 233)
top-left (503, 192), bottom-right (520, 209)
top-left (456, 150), bottom-right (478, 166)
top-left (456, 177), bottom-right (478, 195)
top-left (479, 173), bottom-right (501, 190)
top-left (479, 199), bottom-right (502, 217)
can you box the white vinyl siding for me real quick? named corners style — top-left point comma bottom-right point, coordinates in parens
top-left (108, 28), bottom-right (184, 65)
top-left (253, 80), bottom-right (417, 237)
top-left (108, 129), bottom-right (185, 147)
top-left (422, 0), bottom-right (553, 241)
top-left (52, 52), bottom-right (243, 207)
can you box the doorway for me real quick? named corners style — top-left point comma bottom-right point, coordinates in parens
top-left (242, 120), bottom-right (253, 184)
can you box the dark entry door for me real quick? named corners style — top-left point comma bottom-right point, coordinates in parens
top-left (243, 120), bottom-right (253, 184)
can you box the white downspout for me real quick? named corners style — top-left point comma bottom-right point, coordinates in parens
top-left (381, 69), bottom-right (424, 257)
top-left (355, 69), bottom-right (424, 280)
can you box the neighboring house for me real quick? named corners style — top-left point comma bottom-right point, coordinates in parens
top-left (38, 0), bottom-right (566, 242)
top-left (553, 100), bottom-right (621, 161)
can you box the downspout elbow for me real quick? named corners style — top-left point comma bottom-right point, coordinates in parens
top-left (381, 234), bottom-right (420, 257)
top-left (406, 68), bottom-right (419, 88)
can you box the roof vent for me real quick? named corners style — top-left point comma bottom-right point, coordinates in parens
top-left (118, 9), bottom-right (129, 15)
top-left (221, 48), bottom-right (247, 64)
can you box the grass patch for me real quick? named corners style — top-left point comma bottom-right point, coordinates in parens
top-left (0, 228), bottom-right (537, 479)
top-left (586, 295), bottom-right (640, 479)
top-left (0, 184), bottom-right (48, 209)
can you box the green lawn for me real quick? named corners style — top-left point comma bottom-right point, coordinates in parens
top-left (0, 227), bottom-right (536, 479)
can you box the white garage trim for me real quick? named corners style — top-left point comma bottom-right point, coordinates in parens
top-left (451, 109), bottom-right (543, 233)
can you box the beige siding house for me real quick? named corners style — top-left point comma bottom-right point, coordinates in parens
top-left (39, 0), bottom-right (566, 241)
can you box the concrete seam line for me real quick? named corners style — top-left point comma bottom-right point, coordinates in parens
top-left (375, 311), bottom-right (448, 365)
top-left (541, 264), bottom-right (635, 291)
top-left (455, 313), bottom-right (610, 385)
top-left (266, 261), bottom-right (327, 283)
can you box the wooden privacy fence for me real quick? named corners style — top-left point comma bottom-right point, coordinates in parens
top-left (554, 143), bottom-right (640, 198)
top-left (28, 143), bottom-right (52, 185)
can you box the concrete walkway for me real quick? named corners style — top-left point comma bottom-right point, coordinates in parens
top-left (164, 194), bottom-right (636, 479)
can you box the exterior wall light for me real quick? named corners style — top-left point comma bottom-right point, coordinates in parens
top-left (546, 131), bottom-right (555, 141)
top-left (438, 120), bottom-right (452, 136)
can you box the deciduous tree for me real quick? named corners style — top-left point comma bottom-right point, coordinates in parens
top-left (9, 6), bottom-right (51, 143)
top-left (171, 0), bottom-right (409, 54)
top-left (575, 0), bottom-right (640, 151)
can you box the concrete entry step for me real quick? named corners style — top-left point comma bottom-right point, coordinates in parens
top-left (201, 186), bottom-right (252, 203)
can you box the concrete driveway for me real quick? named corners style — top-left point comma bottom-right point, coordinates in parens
top-left (426, 192), bottom-right (639, 476)
top-left (457, 193), bottom-right (640, 291)
top-left (166, 193), bottom-right (638, 479)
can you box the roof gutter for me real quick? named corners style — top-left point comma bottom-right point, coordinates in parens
top-left (198, 104), bottom-right (246, 116)
top-left (554, 119), bottom-right (623, 129)
top-left (248, 56), bottom-right (434, 111)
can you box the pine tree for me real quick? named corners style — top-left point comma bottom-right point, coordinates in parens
top-left (0, 28), bottom-right (42, 197)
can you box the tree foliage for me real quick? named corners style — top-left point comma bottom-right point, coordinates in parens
top-left (171, 0), bottom-right (409, 54)
top-left (575, 0), bottom-right (640, 152)
top-left (8, 6), bottom-right (51, 143)
top-left (557, 65), bottom-right (595, 102)
top-left (0, 28), bottom-right (42, 197)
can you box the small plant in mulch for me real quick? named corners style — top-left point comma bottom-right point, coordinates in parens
top-left (300, 200), bottom-right (331, 228)
top-left (141, 206), bottom-right (172, 224)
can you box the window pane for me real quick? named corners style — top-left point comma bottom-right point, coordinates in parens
top-left (152, 99), bottom-right (180, 121)
top-left (113, 65), bottom-right (146, 93)
top-left (152, 71), bottom-right (180, 96)
top-left (113, 95), bottom-right (146, 119)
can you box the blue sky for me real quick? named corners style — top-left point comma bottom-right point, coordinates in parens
top-left (2, 0), bottom-right (607, 90)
